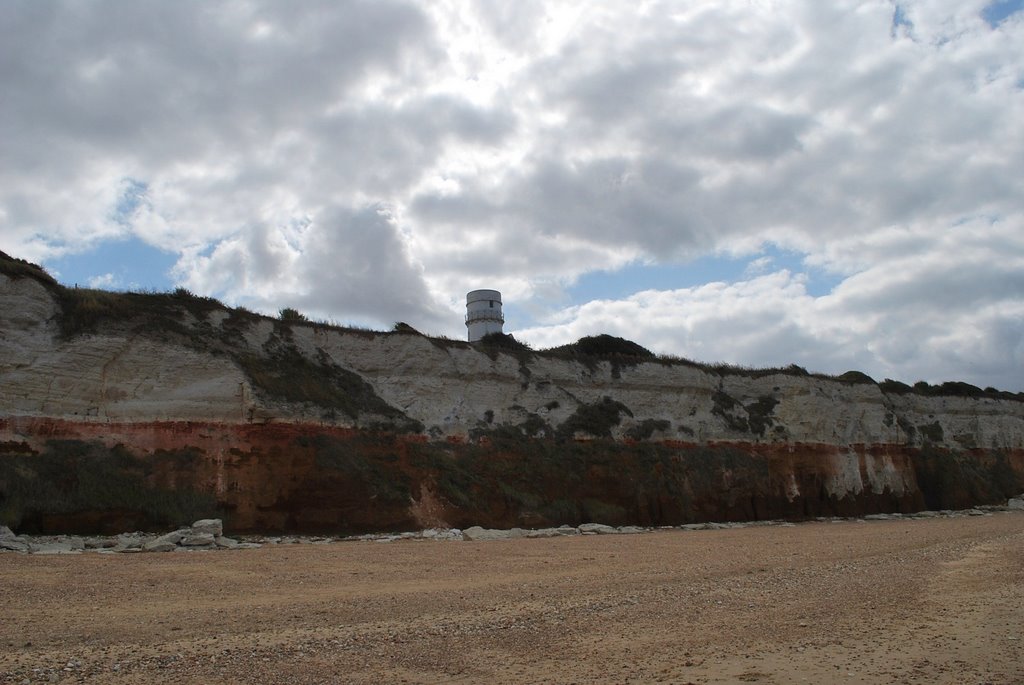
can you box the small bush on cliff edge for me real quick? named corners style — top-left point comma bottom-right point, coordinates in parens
top-left (279, 307), bottom-right (309, 323)
top-left (546, 335), bottom-right (655, 378)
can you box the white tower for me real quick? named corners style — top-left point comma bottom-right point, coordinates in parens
top-left (466, 289), bottom-right (504, 342)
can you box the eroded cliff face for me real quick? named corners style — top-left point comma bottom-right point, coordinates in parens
top-left (2, 256), bottom-right (1023, 534)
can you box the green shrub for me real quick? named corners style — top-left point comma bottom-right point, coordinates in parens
top-left (918, 421), bottom-right (944, 444)
top-left (625, 419), bottom-right (671, 441)
top-left (311, 434), bottom-right (411, 504)
top-left (278, 307), bottom-right (308, 323)
top-left (880, 379), bottom-right (913, 395)
top-left (570, 335), bottom-right (654, 359)
top-left (835, 370), bottom-right (876, 385)
top-left (557, 397), bottom-right (633, 439)
top-left (478, 332), bottom-right (531, 351)
top-left (392, 322), bottom-right (422, 334)
top-left (0, 440), bottom-right (220, 532)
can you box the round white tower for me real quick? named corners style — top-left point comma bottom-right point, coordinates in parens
top-left (466, 289), bottom-right (504, 342)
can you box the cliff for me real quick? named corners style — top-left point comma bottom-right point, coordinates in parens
top-left (2, 251), bottom-right (1023, 534)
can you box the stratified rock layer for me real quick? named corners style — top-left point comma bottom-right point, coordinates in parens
top-left (2, 252), bottom-right (1023, 534)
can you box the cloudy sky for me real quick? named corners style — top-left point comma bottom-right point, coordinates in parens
top-left (2, 0), bottom-right (1022, 390)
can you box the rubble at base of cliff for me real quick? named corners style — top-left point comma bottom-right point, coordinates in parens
top-left (2, 499), bottom-right (1022, 555)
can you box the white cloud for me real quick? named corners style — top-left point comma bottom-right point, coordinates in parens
top-left (86, 273), bottom-right (118, 289)
top-left (0, 0), bottom-right (1022, 388)
top-left (516, 214), bottom-right (1024, 389)
top-left (176, 205), bottom-right (452, 331)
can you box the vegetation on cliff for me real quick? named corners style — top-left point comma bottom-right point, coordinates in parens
top-left (0, 439), bottom-right (221, 533)
top-left (3, 428), bottom-right (1021, 535)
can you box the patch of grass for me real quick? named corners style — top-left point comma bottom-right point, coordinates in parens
top-left (710, 393), bottom-right (778, 436)
top-left (912, 445), bottom-right (1020, 510)
top-left (407, 442), bottom-right (486, 509)
top-left (834, 370), bottom-right (876, 385)
top-left (897, 415), bottom-right (917, 442)
top-left (52, 286), bottom-right (226, 340)
top-left (745, 396), bottom-right (779, 436)
top-left (0, 440), bottom-right (220, 532)
top-left (917, 421), bottom-right (944, 444)
top-left (237, 346), bottom-right (419, 429)
top-left (392, 322), bottom-right (422, 335)
top-left (625, 419), bottom-right (671, 441)
top-left (580, 498), bottom-right (628, 525)
top-left (279, 307), bottom-right (308, 323)
top-left (711, 390), bottom-right (748, 433)
top-left (545, 334), bottom-right (655, 378)
top-left (880, 379), bottom-right (913, 395)
top-left (557, 397), bottom-right (633, 439)
top-left (310, 434), bottom-right (411, 505)
top-left (0, 251), bottom-right (58, 285)
top-left (479, 332), bottom-right (532, 351)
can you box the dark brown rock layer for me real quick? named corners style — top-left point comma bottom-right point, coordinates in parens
top-left (2, 418), bottom-right (1021, 535)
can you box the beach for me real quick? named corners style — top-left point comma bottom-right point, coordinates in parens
top-left (2, 512), bottom-right (1022, 684)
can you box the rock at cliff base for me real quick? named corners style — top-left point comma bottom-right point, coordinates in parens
top-left (180, 532), bottom-right (216, 547)
top-left (31, 542), bottom-right (82, 555)
top-left (214, 535), bottom-right (240, 549)
top-left (578, 523), bottom-right (619, 535)
top-left (462, 526), bottom-right (513, 541)
top-left (1008, 497), bottom-right (1024, 510)
top-left (115, 533), bottom-right (145, 550)
top-left (0, 537), bottom-right (29, 552)
top-left (191, 519), bottom-right (224, 536)
top-left (143, 530), bottom-right (188, 552)
top-left (84, 537), bottom-right (118, 549)
top-left (0, 525), bottom-right (15, 539)
top-left (523, 526), bottom-right (580, 538)
top-left (142, 540), bottom-right (177, 553)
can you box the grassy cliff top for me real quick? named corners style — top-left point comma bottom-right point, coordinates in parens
top-left (2, 249), bottom-right (1020, 402)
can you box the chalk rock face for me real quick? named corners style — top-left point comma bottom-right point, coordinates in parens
top-left (0, 282), bottom-right (250, 422)
top-left (2, 265), bottom-right (1024, 454)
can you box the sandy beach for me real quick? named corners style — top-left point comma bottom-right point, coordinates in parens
top-left (2, 512), bottom-right (1022, 684)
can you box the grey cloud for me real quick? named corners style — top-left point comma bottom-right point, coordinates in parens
top-left (308, 96), bottom-right (516, 195)
top-left (0, 0), bottom-right (438, 248)
top-left (179, 205), bottom-right (451, 332)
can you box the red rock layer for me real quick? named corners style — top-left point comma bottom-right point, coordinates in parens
top-left (2, 418), bottom-right (1022, 534)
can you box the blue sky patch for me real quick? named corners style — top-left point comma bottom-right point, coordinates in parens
top-left (891, 4), bottom-right (914, 38)
top-left (565, 246), bottom-right (839, 302)
top-left (43, 236), bottom-right (177, 291)
top-left (113, 178), bottom-right (149, 225)
top-left (982, 0), bottom-right (1024, 27)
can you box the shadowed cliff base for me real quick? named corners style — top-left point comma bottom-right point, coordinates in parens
top-left (2, 419), bottom-right (1021, 535)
